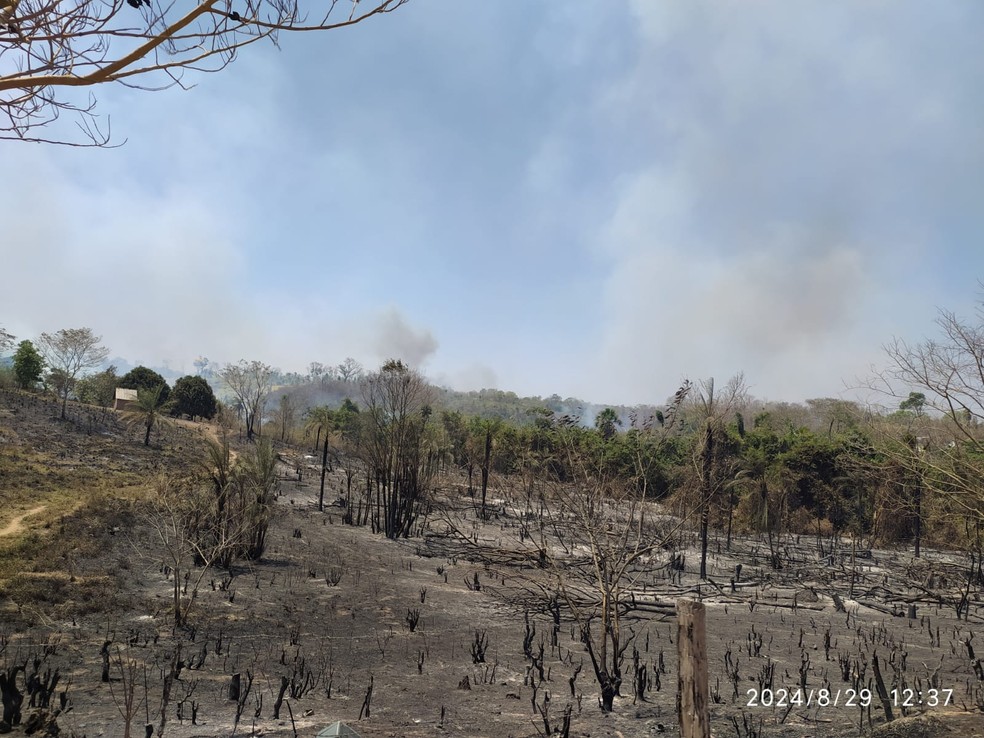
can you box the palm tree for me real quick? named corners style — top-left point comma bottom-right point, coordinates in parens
top-left (201, 435), bottom-right (235, 567)
top-left (735, 445), bottom-right (785, 569)
top-left (305, 406), bottom-right (335, 511)
top-left (691, 375), bottom-right (747, 579)
top-left (235, 440), bottom-right (279, 560)
top-left (123, 385), bottom-right (171, 446)
top-left (594, 407), bottom-right (621, 440)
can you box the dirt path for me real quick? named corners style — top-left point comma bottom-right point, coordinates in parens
top-left (0, 505), bottom-right (47, 537)
top-left (171, 418), bottom-right (239, 461)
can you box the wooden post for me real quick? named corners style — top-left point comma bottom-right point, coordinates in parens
top-left (677, 598), bottom-right (710, 738)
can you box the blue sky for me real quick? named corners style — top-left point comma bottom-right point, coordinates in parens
top-left (3, 1), bottom-right (984, 406)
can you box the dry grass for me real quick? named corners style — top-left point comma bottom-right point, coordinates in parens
top-left (0, 391), bottom-right (209, 617)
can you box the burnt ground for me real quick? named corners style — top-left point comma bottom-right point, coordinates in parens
top-left (0, 389), bottom-right (982, 738)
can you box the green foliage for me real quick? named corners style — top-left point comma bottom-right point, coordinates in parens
top-left (594, 407), bottom-right (621, 439)
top-left (45, 367), bottom-right (75, 400)
top-left (12, 340), bottom-right (44, 390)
top-left (441, 409), bottom-right (469, 467)
top-left (899, 391), bottom-right (926, 415)
top-left (335, 397), bottom-right (360, 436)
top-left (76, 365), bottom-right (119, 406)
top-left (729, 422), bottom-right (873, 538)
top-left (119, 365), bottom-right (171, 403)
top-left (235, 439), bottom-right (278, 560)
top-left (304, 405), bottom-right (334, 440)
top-left (170, 375), bottom-right (218, 419)
top-left (433, 387), bottom-right (542, 423)
top-left (123, 384), bottom-right (171, 446)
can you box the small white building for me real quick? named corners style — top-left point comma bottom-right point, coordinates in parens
top-left (113, 388), bottom-right (138, 411)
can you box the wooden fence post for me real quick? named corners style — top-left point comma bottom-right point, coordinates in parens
top-left (677, 598), bottom-right (710, 738)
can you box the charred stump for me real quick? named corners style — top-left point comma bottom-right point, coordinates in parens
top-left (0, 663), bottom-right (25, 729)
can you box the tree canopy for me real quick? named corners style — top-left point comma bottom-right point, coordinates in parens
top-left (36, 327), bottom-right (109, 418)
top-left (75, 365), bottom-right (119, 407)
top-left (170, 375), bottom-right (218, 420)
top-left (12, 339), bottom-right (44, 389)
top-left (119, 365), bottom-right (171, 403)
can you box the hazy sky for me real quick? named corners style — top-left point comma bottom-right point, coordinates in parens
top-left (3, 1), bottom-right (984, 406)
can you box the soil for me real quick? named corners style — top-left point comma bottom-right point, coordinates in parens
top-left (0, 505), bottom-right (46, 537)
top-left (0, 389), bottom-right (981, 738)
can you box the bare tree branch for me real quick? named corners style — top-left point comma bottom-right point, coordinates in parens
top-left (0, 0), bottom-right (409, 144)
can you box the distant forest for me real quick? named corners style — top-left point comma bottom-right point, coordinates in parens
top-left (3, 297), bottom-right (984, 564)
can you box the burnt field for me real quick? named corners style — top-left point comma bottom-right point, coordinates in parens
top-left (0, 390), bottom-right (982, 738)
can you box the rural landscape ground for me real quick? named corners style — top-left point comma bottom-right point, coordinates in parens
top-left (0, 389), bottom-right (982, 738)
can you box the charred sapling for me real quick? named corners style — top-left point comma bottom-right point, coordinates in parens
top-left (107, 647), bottom-right (145, 738)
top-left (568, 661), bottom-right (582, 698)
top-left (471, 631), bottom-right (489, 664)
top-left (325, 564), bottom-right (343, 587)
top-left (25, 660), bottom-right (59, 710)
top-left (231, 670), bottom-right (253, 731)
top-left (632, 647), bottom-right (647, 703)
top-left (100, 640), bottom-right (112, 682)
top-left (523, 612), bottom-right (537, 659)
top-left (358, 676), bottom-right (374, 720)
top-left (176, 679), bottom-right (200, 725)
top-left (730, 711), bottom-right (763, 738)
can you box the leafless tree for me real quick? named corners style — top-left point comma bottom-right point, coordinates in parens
top-left (552, 457), bottom-right (642, 712)
top-left (0, 326), bottom-right (14, 353)
top-left (336, 357), bottom-right (364, 383)
top-left (36, 326), bottom-right (109, 419)
top-left (873, 296), bottom-right (984, 531)
top-left (307, 361), bottom-right (327, 384)
top-left (219, 359), bottom-right (273, 441)
top-left (545, 383), bottom-right (691, 712)
top-left (107, 646), bottom-right (146, 738)
top-left (145, 472), bottom-right (240, 626)
top-left (0, 0), bottom-right (408, 145)
top-left (270, 391), bottom-right (297, 443)
top-left (359, 359), bottom-right (436, 538)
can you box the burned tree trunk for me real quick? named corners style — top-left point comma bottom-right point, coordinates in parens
top-left (699, 421), bottom-right (714, 580)
top-left (581, 621), bottom-right (620, 713)
top-left (0, 663), bottom-right (25, 729)
top-left (481, 426), bottom-right (492, 520)
top-left (100, 640), bottom-right (112, 683)
top-left (319, 433), bottom-right (330, 512)
top-left (228, 673), bottom-right (241, 702)
top-left (913, 478), bottom-right (922, 559)
top-left (272, 676), bottom-right (289, 719)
